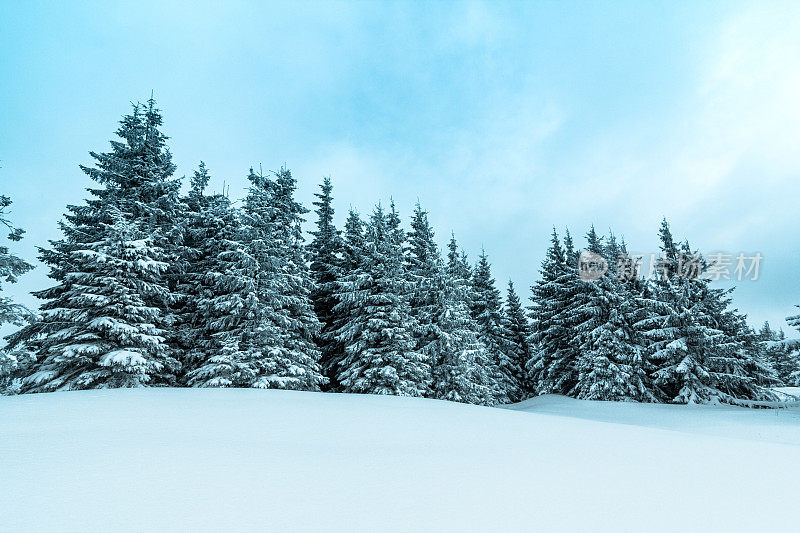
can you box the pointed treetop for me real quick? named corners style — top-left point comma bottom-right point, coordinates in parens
top-left (659, 218), bottom-right (678, 260)
top-left (585, 225), bottom-right (603, 254)
top-left (190, 161), bottom-right (211, 196)
top-left (545, 228), bottom-right (565, 266)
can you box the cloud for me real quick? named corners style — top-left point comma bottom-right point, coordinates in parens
top-left (545, 2), bottom-right (800, 239)
top-left (298, 91), bottom-right (563, 237)
top-left (699, 2), bottom-right (800, 176)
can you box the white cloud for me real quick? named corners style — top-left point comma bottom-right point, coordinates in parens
top-left (698, 2), bottom-right (800, 176)
top-left (546, 2), bottom-right (800, 242)
top-left (298, 92), bottom-right (563, 237)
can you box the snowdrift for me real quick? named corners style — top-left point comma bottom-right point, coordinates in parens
top-left (2, 389), bottom-right (799, 532)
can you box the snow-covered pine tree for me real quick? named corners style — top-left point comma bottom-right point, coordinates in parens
top-left (406, 203), bottom-right (438, 302)
top-left (446, 233), bottom-right (477, 310)
top-left (169, 163), bottom-right (270, 387)
top-left (785, 309), bottom-right (800, 385)
top-left (406, 202), bottom-right (441, 371)
top-left (430, 268), bottom-right (497, 406)
top-left (405, 204), bottom-right (495, 405)
top-left (758, 323), bottom-right (783, 379)
top-left (172, 162), bottom-right (216, 374)
top-left (715, 307), bottom-right (779, 389)
top-left (271, 167), bottom-right (326, 389)
top-left (333, 203), bottom-right (429, 396)
top-left (636, 222), bottom-right (775, 404)
top-left (759, 321), bottom-right (799, 385)
top-left (616, 236), bottom-right (647, 296)
top-left (239, 167), bottom-right (325, 390)
top-left (528, 229), bottom-right (580, 395)
top-left (0, 193), bottom-right (34, 394)
top-left (471, 250), bottom-right (516, 403)
top-left (563, 228), bottom-right (577, 270)
top-left (341, 208), bottom-right (366, 272)
top-left (27, 213), bottom-right (175, 390)
top-left (185, 195), bottom-right (285, 388)
top-left (307, 176), bottom-right (342, 387)
top-left (10, 100), bottom-right (182, 392)
top-left (604, 230), bottom-right (621, 277)
top-left (447, 233), bottom-right (465, 279)
top-left (323, 207), bottom-right (365, 388)
top-left (503, 280), bottom-right (533, 401)
top-left (569, 227), bottom-right (654, 402)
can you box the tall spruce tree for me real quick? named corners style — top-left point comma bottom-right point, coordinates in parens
top-left (636, 222), bottom-right (775, 404)
top-left (11, 99), bottom-right (182, 391)
top-left (569, 227), bottom-right (654, 402)
top-left (446, 233), bottom-right (475, 304)
top-left (307, 177), bottom-right (342, 386)
top-left (431, 269), bottom-right (497, 406)
top-left (406, 204), bottom-right (495, 404)
top-left (333, 204), bottom-right (429, 396)
top-left (172, 162), bottom-right (217, 375)
top-left (503, 280), bottom-right (533, 401)
top-left (406, 202), bottom-right (441, 364)
top-left (759, 321), bottom-right (799, 385)
top-left (239, 167), bottom-right (325, 390)
top-left (0, 193), bottom-right (34, 394)
top-left (471, 250), bottom-right (515, 403)
top-left (272, 167), bottom-right (326, 389)
top-left (171, 163), bottom-right (277, 387)
top-left (323, 208), bottom-right (365, 387)
top-left (528, 229), bottom-right (580, 395)
top-left (785, 309), bottom-right (800, 385)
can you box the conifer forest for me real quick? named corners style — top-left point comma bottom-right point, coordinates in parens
top-left (2, 99), bottom-right (798, 406)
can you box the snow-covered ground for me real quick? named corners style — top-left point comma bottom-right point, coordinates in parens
top-left (2, 389), bottom-right (799, 532)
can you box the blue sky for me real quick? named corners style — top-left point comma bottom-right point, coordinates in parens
top-left (1, 0), bottom-right (799, 334)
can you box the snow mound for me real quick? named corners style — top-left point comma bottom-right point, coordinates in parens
top-left (1, 389), bottom-right (799, 532)
top-left (508, 393), bottom-right (800, 445)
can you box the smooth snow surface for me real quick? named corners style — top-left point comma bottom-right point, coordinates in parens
top-left (2, 389), bottom-right (799, 532)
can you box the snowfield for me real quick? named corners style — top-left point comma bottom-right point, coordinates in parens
top-left (2, 390), bottom-right (800, 532)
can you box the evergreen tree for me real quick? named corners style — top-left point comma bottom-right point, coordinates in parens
top-left (782, 310), bottom-right (800, 385)
top-left (0, 193), bottom-right (34, 394)
top-left (341, 208), bottom-right (366, 272)
top-left (307, 176), bottom-right (343, 387)
top-left (430, 270), bottom-right (497, 406)
top-left (169, 163), bottom-right (278, 387)
top-left (503, 280), bottom-right (533, 400)
top-left (471, 250), bottom-right (515, 403)
top-left (333, 204), bottom-right (429, 396)
top-left (446, 232), bottom-right (475, 305)
top-left (407, 203), bottom-right (438, 297)
top-left (406, 202), bottom-right (441, 365)
top-left (172, 162), bottom-right (217, 374)
top-left (716, 308), bottom-right (779, 389)
top-left (11, 99), bottom-right (181, 391)
top-left (757, 322), bottom-right (788, 383)
top-left (446, 233), bottom-right (462, 278)
top-left (239, 167), bottom-right (325, 390)
top-left (528, 229), bottom-right (580, 395)
top-left (569, 227), bottom-right (654, 402)
top-left (636, 222), bottom-right (775, 404)
top-left (563, 229), bottom-right (577, 269)
top-left (186, 201), bottom-right (287, 388)
top-left (324, 208), bottom-right (365, 387)
top-left (406, 205), bottom-right (495, 404)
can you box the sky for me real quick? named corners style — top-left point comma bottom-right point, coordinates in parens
top-left (1, 0), bottom-right (799, 335)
